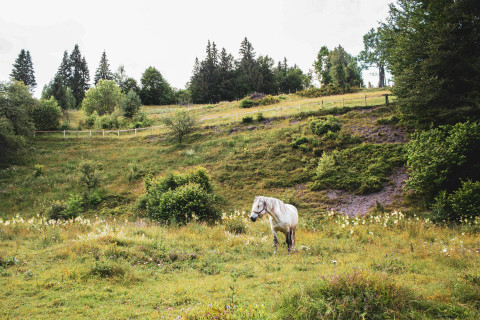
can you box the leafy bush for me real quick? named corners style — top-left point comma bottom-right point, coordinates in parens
top-left (432, 180), bottom-right (480, 222)
top-left (144, 167), bottom-right (220, 224)
top-left (405, 121), bottom-right (480, 203)
top-left (47, 194), bottom-right (83, 220)
top-left (162, 110), bottom-right (197, 143)
top-left (33, 164), bottom-right (44, 177)
top-left (30, 97), bottom-right (62, 130)
top-left (121, 89), bottom-right (142, 118)
top-left (130, 111), bottom-right (153, 129)
top-left (82, 80), bottom-right (125, 116)
top-left (290, 136), bottom-right (311, 150)
top-left (79, 160), bottom-right (101, 192)
top-left (239, 99), bottom-right (254, 108)
top-left (310, 115), bottom-right (341, 136)
top-left (240, 96), bottom-right (280, 108)
top-left (254, 95), bottom-right (280, 106)
top-left (84, 111), bottom-right (98, 127)
top-left (256, 112), bottom-right (265, 122)
top-left (94, 111), bottom-right (120, 129)
top-left (224, 218), bottom-right (247, 234)
top-left (241, 116), bottom-right (253, 124)
top-left (276, 271), bottom-right (420, 319)
top-left (312, 143), bottom-right (405, 194)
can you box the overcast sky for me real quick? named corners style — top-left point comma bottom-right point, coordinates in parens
top-left (0, 0), bottom-right (392, 97)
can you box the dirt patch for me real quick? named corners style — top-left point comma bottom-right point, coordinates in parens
top-left (346, 124), bottom-right (407, 144)
top-left (326, 167), bottom-right (408, 217)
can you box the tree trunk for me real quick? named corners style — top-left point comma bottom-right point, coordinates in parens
top-left (378, 64), bottom-right (386, 88)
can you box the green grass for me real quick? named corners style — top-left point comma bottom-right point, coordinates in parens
top-left (0, 213), bottom-right (478, 319)
top-left (1, 90), bottom-right (478, 318)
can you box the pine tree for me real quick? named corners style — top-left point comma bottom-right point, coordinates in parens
top-left (56, 51), bottom-right (71, 87)
top-left (237, 37), bottom-right (261, 96)
top-left (94, 51), bottom-right (113, 85)
top-left (68, 44), bottom-right (90, 107)
top-left (10, 49), bottom-right (36, 90)
top-left (217, 48), bottom-right (236, 101)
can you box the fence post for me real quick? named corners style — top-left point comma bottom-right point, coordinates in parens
top-left (135, 128), bottom-right (137, 137)
top-left (365, 95), bottom-right (367, 106)
top-left (298, 105), bottom-right (301, 112)
top-left (103, 129), bottom-right (104, 137)
top-left (322, 100), bottom-right (324, 108)
top-left (90, 130), bottom-right (92, 137)
top-left (385, 94), bottom-right (389, 106)
top-left (117, 130), bottom-right (119, 137)
top-left (63, 130), bottom-right (66, 138)
top-left (342, 99), bottom-right (345, 107)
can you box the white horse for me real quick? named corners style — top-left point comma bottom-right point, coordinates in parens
top-left (249, 196), bottom-right (298, 253)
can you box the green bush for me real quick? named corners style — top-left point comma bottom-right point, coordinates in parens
top-left (254, 95), bottom-right (280, 106)
top-left (33, 164), bottom-right (44, 177)
top-left (406, 121), bottom-right (480, 202)
top-left (47, 194), bottom-right (83, 220)
top-left (224, 218), bottom-right (246, 234)
top-left (79, 160), bottom-right (101, 192)
top-left (276, 271), bottom-right (420, 319)
top-left (433, 180), bottom-right (480, 222)
top-left (94, 111), bottom-right (120, 129)
top-left (121, 89), bottom-right (142, 118)
top-left (145, 167), bottom-right (220, 224)
top-left (82, 80), bottom-right (125, 116)
top-left (290, 136), bottom-right (311, 150)
top-left (84, 111), bottom-right (98, 127)
top-left (310, 115), bottom-right (341, 136)
top-left (256, 112), bottom-right (265, 122)
top-left (242, 116), bottom-right (254, 124)
top-left (130, 111), bottom-right (153, 129)
top-left (312, 143), bottom-right (405, 194)
top-left (30, 97), bottom-right (62, 130)
top-left (239, 99), bottom-right (254, 108)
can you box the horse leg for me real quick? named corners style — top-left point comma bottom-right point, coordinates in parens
top-left (273, 231), bottom-right (278, 254)
top-left (286, 230), bottom-right (292, 253)
top-left (291, 227), bottom-right (296, 252)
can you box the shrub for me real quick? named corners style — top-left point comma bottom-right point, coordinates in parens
top-left (145, 167), bottom-right (220, 224)
top-left (310, 115), bottom-right (341, 136)
top-left (239, 99), bottom-right (254, 108)
top-left (241, 116), bottom-right (254, 124)
top-left (94, 111), bottom-right (120, 129)
top-left (33, 164), bottom-right (44, 177)
top-left (225, 218), bottom-right (247, 234)
top-left (254, 95), bottom-right (280, 106)
top-left (79, 160), bottom-right (101, 192)
top-left (130, 111), bottom-right (153, 129)
top-left (30, 97), bottom-right (62, 130)
top-left (276, 271), bottom-right (420, 319)
top-left (162, 110), bottom-right (197, 143)
top-left (121, 89), bottom-right (142, 118)
top-left (290, 136), bottom-right (311, 150)
top-left (312, 143), bottom-right (405, 194)
top-left (256, 112), bottom-right (265, 122)
top-left (127, 162), bottom-right (145, 182)
top-left (405, 121), bottom-right (480, 203)
top-left (47, 194), bottom-right (83, 220)
top-left (82, 80), bottom-right (125, 116)
top-left (432, 180), bottom-right (480, 222)
top-left (84, 111), bottom-right (98, 127)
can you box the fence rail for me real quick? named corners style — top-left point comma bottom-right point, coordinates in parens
top-left (34, 93), bottom-right (391, 138)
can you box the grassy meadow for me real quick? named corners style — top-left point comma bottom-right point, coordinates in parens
top-left (1, 89), bottom-right (479, 319)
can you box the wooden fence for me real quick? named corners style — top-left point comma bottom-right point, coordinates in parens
top-left (34, 93), bottom-right (391, 138)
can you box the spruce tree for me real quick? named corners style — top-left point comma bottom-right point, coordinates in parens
top-left (68, 44), bottom-right (90, 107)
top-left (94, 51), bottom-right (113, 85)
top-left (10, 49), bottom-right (37, 90)
top-left (237, 37), bottom-right (261, 96)
top-left (56, 51), bottom-right (71, 87)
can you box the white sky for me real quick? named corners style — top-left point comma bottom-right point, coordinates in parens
top-left (0, 0), bottom-right (392, 97)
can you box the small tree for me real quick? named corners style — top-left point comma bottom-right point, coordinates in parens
top-left (94, 51), bottom-right (113, 85)
top-left (121, 89), bottom-right (142, 118)
top-left (30, 97), bottom-right (62, 130)
top-left (79, 160), bottom-right (101, 192)
top-left (163, 111), bottom-right (197, 143)
top-left (139, 67), bottom-right (175, 105)
top-left (82, 80), bottom-right (125, 116)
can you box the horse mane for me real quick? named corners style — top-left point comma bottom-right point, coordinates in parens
top-left (258, 196), bottom-right (288, 211)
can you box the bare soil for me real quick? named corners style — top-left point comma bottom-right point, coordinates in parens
top-left (326, 167), bottom-right (408, 216)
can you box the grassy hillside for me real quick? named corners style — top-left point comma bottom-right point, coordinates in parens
top-left (1, 89), bottom-right (479, 319)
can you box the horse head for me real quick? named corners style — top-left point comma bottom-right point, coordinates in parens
top-left (250, 196), bottom-right (267, 222)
